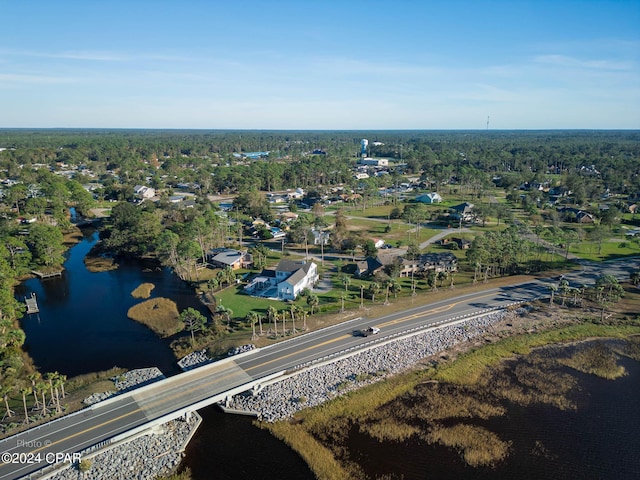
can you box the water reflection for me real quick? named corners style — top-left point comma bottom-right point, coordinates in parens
top-left (17, 229), bottom-right (203, 377)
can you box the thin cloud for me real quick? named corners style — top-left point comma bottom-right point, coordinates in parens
top-left (0, 48), bottom-right (195, 63)
top-left (0, 73), bottom-right (79, 86)
top-left (534, 54), bottom-right (634, 71)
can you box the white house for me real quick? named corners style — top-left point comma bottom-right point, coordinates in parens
top-left (133, 185), bottom-right (155, 199)
top-left (415, 192), bottom-right (443, 204)
top-left (311, 228), bottom-right (330, 246)
top-left (275, 260), bottom-right (318, 300)
top-left (245, 259), bottom-right (318, 301)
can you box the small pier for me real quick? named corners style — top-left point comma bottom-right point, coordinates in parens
top-left (25, 293), bottom-right (39, 314)
top-left (31, 270), bottom-right (63, 279)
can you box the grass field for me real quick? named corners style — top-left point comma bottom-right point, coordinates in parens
top-left (569, 239), bottom-right (640, 261)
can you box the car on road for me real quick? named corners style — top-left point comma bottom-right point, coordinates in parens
top-left (358, 327), bottom-right (380, 337)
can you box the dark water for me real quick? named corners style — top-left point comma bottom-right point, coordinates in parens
top-left (16, 229), bottom-right (203, 377)
top-left (180, 407), bottom-right (314, 480)
top-left (345, 343), bottom-right (640, 480)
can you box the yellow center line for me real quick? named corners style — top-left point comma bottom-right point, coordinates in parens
top-left (1, 366), bottom-right (249, 467)
top-left (247, 292), bottom-right (497, 371)
top-left (245, 335), bottom-right (351, 371)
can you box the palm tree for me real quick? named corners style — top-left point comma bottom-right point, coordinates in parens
top-left (340, 274), bottom-right (351, 292)
top-left (1, 384), bottom-right (15, 419)
top-left (290, 305), bottom-right (298, 334)
top-left (267, 306), bottom-right (277, 335)
top-left (471, 261), bottom-right (480, 285)
top-left (389, 278), bottom-right (401, 298)
top-left (437, 271), bottom-right (449, 288)
top-left (20, 387), bottom-right (31, 424)
top-left (548, 284), bottom-right (558, 306)
top-left (246, 311), bottom-right (259, 340)
top-left (427, 271), bottom-right (438, 291)
top-left (340, 293), bottom-right (346, 313)
top-left (630, 270), bottom-right (640, 286)
top-left (52, 375), bottom-right (63, 414)
top-left (58, 374), bottom-right (67, 399)
top-left (368, 282), bottom-right (381, 303)
top-left (36, 382), bottom-right (49, 416)
top-left (27, 373), bottom-right (41, 410)
top-left (559, 279), bottom-right (570, 306)
top-left (256, 313), bottom-right (264, 336)
top-left (45, 373), bottom-right (60, 413)
top-left (307, 294), bottom-right (319, 315)
top-left (273, 311), bottom-right (279, 337)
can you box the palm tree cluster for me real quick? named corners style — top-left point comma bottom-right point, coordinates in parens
top-left (2, 371), bottom-right (66, 424)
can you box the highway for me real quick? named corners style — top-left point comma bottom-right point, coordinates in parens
top-left (0, 256), bottom-right (637, 480)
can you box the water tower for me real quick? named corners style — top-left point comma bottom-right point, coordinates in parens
top-left (361, 139), bottom-right (368, 157)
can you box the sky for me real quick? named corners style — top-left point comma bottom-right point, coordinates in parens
top-left (1, 0), bottom-right (639, 129)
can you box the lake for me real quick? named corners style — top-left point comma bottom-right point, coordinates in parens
top-left (16, 228), bottom-right (203, 377)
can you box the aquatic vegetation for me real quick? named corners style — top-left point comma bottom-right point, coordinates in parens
top-left (131, 282), bottom-right (155, 299)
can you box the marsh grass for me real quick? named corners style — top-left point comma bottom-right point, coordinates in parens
top-left (263, 422), bottom-right (355, 480)
top-left (131, 282), bottom-right (155, 299)
top-left (485, 354), bottom-right (577, 410)
top-left (127, 297), bottom-right (181, 337)
top-left (425, 424), bottom-right (511, 467)
top-left (433, 323), bottom-right (640, 385)
top-left (618, 336), bottom-right (640, 361)
top-left (559, 341), bottom-right (626, 380)
top-left (359, 418), bottom-right (420, 442)
top-left (402, 383), bottom-right (505, 422)
top-left (84, 255), bottom-right (118, 272)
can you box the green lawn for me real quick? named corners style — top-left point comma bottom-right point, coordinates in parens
top-left (569, 240), bottom-right (640, 261)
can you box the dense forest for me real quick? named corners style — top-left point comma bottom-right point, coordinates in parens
top-left (1, 129), bottom-right (639, 197)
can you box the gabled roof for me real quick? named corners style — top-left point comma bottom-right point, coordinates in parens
top-left (276, 259), bottom-right (312, 274)
top-left (450, 202), bottom-right (474, 213)
top-left (210, 249), bottom-right (245, 266)
top-left (356, 257), bottom-right (384, 275)
top-left (281, 268), bottom-right (307, 287)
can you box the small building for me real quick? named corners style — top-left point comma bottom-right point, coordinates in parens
top-left (134, 185), bottom-right (155, 199)
top-left (450, 202), bottom-right (475, 221)
top-left (208, 248), bottom-right (253, 270)
top-left (311, 228), bottom-right (330, 246)
top-left (355, 257), bottom-right (384, 277)
top-left (415, 192), bottom-right (443, 204)
top-left (358, 158), bottom-right (389, 167)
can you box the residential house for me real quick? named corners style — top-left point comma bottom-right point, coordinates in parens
top-left (311, 228), bottom-right (330, 246)
top-left (450, 202), bottom-right (475, 221)
top-left (357, 251), bottom-right (457, 278)
top-left (415, 192), bottom-right (443, 204)
top-left (355, 257), bottom-right (384, 277)
top-left (133, 185), bottom-right (155, 199)
top-left (558, 207), bottom-right (595, 224)
top-left (208, 248), bottom-right (253, 270)
top-left (370, 238), bottom-right (385, 249)
top-left (244, 259), bottom-right (319, 301)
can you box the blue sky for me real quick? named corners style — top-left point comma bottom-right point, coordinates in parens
top-left (1, 1), bottom-right (638, 129)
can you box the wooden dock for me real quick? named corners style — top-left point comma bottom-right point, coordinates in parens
top-left (25, 293), bottom-right (39, 314)
top-left (31, 270), bottom-right (62, 279)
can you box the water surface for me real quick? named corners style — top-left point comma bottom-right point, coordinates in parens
top-left (17, 229), bottom-right (203, 377)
